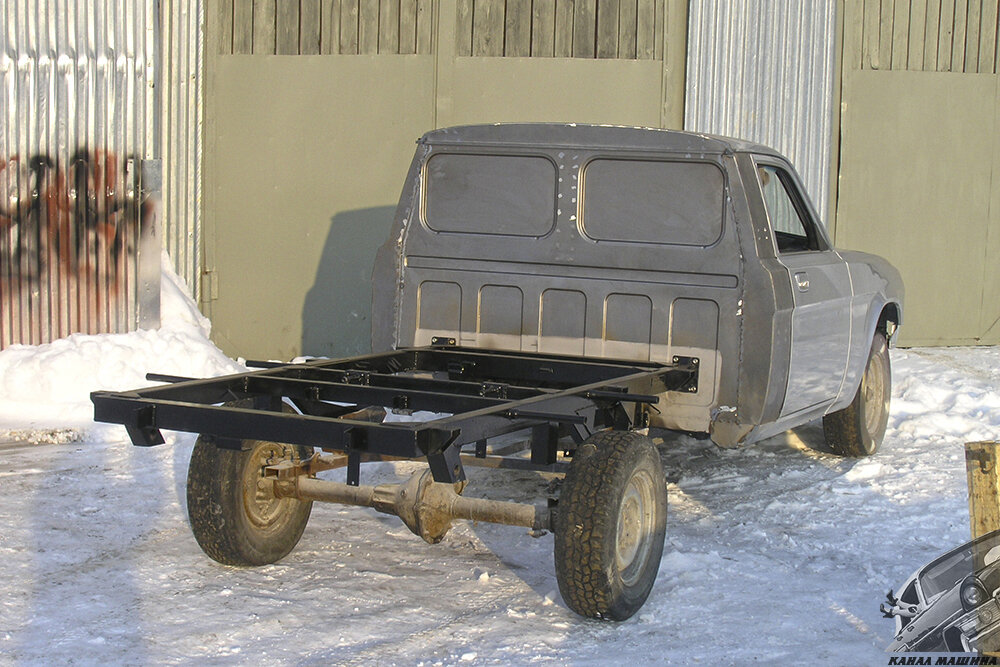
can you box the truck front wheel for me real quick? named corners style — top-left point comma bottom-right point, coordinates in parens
top-left (554, 430), bottom-right (667, 620)
top-left (187, 436), bottom-right (313, 566)
top-left (823, 332), bottom-right (891, 457)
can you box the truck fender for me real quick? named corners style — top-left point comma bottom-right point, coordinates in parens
top-left (828, 298), bottom-right (901, 414)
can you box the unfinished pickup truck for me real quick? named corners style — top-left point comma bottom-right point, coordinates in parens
top-left (92, 124), bottom-right (903, 621)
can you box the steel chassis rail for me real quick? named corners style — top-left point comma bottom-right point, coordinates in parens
top-left (92, 346), bottom-right (698, 483)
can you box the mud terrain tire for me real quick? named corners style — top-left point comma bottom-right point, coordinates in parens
top-left (554, 430), bottom-right (667, 620)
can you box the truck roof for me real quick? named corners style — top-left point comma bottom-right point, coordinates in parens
top-left (419, 123), bottom-right (781, 156)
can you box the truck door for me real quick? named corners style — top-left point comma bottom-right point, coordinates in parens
top-left (756, 163), bottom-right (852, 417)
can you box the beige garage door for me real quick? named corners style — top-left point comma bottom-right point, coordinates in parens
top-left (202, 0), bottom-right (686, 360)
top-left (836, 0), bottom-right (1000, 346)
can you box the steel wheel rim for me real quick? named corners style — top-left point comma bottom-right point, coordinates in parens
top-left (862, 353), bottom-right (886, 435)
top-left (243, 442), bottom-right (296, 531)
top-left (616, 469), bottom-right (657, 587)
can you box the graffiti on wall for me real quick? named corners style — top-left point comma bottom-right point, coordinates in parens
top-left (0, 149), bottom-right (154, 346)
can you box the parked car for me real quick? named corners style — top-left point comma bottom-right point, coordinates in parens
top-left (883, 530), bottom-right (1000, 651)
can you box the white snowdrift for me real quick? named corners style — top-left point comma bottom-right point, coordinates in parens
top-left (0, 253), bottom-right (243, 442)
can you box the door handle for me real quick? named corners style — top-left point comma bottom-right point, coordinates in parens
top-left (794, 272), bottom-right (810, 292)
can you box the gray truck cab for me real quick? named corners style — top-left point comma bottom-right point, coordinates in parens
top-left (374, 123), bottom-right (903, 454)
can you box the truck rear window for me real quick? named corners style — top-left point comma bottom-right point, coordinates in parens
top-left (581, 159), bottom-right (725, 246)
top-left (423, 153), bottom-right (557, 236)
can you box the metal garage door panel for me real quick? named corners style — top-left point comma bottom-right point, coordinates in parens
top-left (203, 56), bottom-right (435, 360)
top-left (837, 70), bottom-right (1000, 346)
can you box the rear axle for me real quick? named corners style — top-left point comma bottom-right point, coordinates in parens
top-left (267, 465), bottom-right (552, 543)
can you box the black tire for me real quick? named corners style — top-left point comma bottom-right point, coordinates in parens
top-left (187, 436), bottom-right (313, 566)
top-left (823, 331), bottom-right (891, 457)
top-left (554, 430), bottom-right (668, 621)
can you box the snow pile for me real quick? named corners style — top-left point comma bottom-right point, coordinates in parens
top-left (0, 252), bottom-right (243, 442)
top-left (892, 347), bottom-right (1000, 443)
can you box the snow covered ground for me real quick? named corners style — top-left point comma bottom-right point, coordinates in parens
top-left (1, 260), bottom-right (998, 665)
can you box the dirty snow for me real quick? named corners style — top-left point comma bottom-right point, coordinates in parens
top-left (1, 260), bottom-right (999, 664)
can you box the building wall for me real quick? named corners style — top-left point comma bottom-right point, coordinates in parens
top-left (685, 0), bottom-right (840, 223)
top-left (199, 0), bottom-right (1000, 355)
top-left (162, 0), bottom-right (206, 298)
top-left (201, 0), bottom-right (688, 360)
top-left (0, 0), bottom-right (161, 349)
top-left (837, 0), bottom-right (1000, 346)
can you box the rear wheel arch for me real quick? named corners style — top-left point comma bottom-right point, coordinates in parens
top-left (877, 302), bottom-right (901, 341)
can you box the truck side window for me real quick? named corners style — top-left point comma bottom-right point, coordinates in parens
top-left (757, 165), bottom-right (817, 253)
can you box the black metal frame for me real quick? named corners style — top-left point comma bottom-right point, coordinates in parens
top-left (92, 346), bottom-right (698, 483)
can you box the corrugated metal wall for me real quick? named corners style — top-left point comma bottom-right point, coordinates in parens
top-left (685, 0), bottom-right (839, 221)
top-left (0, 0), bottom-right (161, 348)
top-left (162, 0), bottom-right (204, 296)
